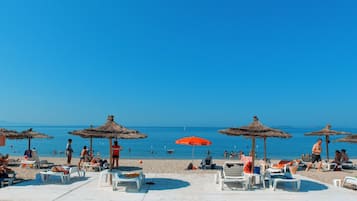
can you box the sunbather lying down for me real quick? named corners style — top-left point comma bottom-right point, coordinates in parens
top-left (51, 166), bottom-right (69, 174)
top-left (272, 160), bottom-right (294, 169)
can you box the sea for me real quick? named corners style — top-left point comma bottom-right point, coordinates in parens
top-left (1, 126), bottom-right (357, 160)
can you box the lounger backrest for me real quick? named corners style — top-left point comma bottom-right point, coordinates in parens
top-left (223, 163), bottom-right (244, 177)
top-left (30, 150), bottom-right (40, 163)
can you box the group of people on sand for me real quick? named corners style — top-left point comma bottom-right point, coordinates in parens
top-left (66, 138), bottom-right (121, 170)
top-left (332, 149), bottom-right (350, 165)
top-left (305, 138), bottom-right (351, 171)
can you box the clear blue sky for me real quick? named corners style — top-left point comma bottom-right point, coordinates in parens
top-left (1, 0), bottom-right (357, 127)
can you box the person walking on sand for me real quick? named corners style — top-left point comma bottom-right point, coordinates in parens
top-left (78, 145), bottom-right (87, 169)
top-left (306, 138), bottom-right (323, 171)
top-left (66, 139), bottom-right (74, 165)
top-left (112, 141), bottom-right (122, 168)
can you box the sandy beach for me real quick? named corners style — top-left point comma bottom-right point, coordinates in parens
top-left (7, 156), bottom-right (357, 189)
top-left (1, 157), bottom-right (356, 201)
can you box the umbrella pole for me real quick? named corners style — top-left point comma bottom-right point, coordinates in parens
top-left (90, 136), bottom-right (93, 157)
top-left (325, 135), bottom-right (329, 162)
top-left (109, 138), bottom-right (113, 185)
top-left (28, 137), bottom-right (31, 151)
top-left (251, 137), bottom-right (256, 173)
top-left (192, 146), bottom-right (194, 164)
top-left (109, 138), bottom-right (113, 170)
top-left (264, 137), bottom-right (267, 163)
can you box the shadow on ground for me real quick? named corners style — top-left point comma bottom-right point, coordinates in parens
top-left (143, 178), bottom-right (190, 191)
top-left (117, 177), bottom-right (190, 193)
top-left (274, 179), bottom-right (328, 192)
top-left (13, 173), bottom-right (89, 186)
top-left (299, 179), bottom-right (328, 192)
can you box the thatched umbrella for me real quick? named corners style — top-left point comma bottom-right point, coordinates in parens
top-left (305, 124), bottom-right (351, 161)
top-left (69, 115), bottom-right (147, 170)
top-left (219, 116), bottom-right (291, 173)
top-left (335, 134), bottom-right (357, 143)
top-left (0, 128), bottom-right (19, 135)
top-left (0, 128), bottom-right (19, 147)
top-left (2, 128), bottom-right (53, 150)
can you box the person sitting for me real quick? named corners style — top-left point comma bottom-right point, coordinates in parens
top-left (199, 152), bottom-right (216, 169)
top-left (341, 149), bottom-right (349, 163)
top-left (341, 149), bottom-right (353, 169)
top-left (0, 165), bottom-right (15, 178)
top-left (24, 149), bottom-right (32, 159)
top-left (332, 150), bottom-right (342, 165)
top-left (0, 154), bottom-right (9, 166)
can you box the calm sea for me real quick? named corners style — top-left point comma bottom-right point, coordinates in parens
top-left (1, 126), bottom-right (356, 160)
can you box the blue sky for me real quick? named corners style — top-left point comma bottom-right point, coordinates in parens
top-left (0, 0), bottom-right (357, 127)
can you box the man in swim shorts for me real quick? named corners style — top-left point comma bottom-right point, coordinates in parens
top-left (305, 138), bottom-right (323, 171)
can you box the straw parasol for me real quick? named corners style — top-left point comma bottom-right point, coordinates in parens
top-left (0, 128), bottom-right (19, 135)
top-left (219, 116), bottom-right (291, 173)
top-left (305, 124), bottom-right (351, 161)
top-left (0, 128), bottom-right (19, 147)
top-left (335, 134), bottom-right (357, 143)
top-left (69, 115), bottom-right (147, 170)
top-left (175, 136), bottom-right (212, 163)
top-left (1, 128), bottom-right (53, 150)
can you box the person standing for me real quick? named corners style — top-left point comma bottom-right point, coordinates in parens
top-left (112, 141), bottom-right (121, 168)
top-left (78, 145), bottom-right (87, 169)
top-left (305, 138), bottom-right (323, 171)
top-left (66, 139), bottom-right (74, 165)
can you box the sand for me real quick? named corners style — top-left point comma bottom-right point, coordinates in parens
top-left (7, 157), bottom-right (357, 188)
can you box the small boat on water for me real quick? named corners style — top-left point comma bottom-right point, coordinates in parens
top-left (166, 149), bottom-right (174, 154)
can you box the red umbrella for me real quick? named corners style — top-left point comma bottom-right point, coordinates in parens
top-left (176, 136), bottom-right (212, 163)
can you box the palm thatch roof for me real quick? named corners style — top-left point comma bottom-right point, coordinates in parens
top-left (0, 128), bottom-right (19, 137)
top-left (305, 124), bottom-right (352, 136)
top-left (219, 116), bottom-right (291, 138)
top-left (69, 115), bottom-right (147, 139)
top-left (5, 128), bottom-right (53, 140)
top-left (1, 128), bottom-right (52, 150)
top-left (335, 134), bottom-right (357, 143)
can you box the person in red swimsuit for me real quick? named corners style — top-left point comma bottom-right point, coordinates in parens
top-left (112, 141), bottom-right (122, 168)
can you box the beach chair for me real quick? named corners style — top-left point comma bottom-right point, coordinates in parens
top-left (7, 158), bottom-right (21, 167)
top-left (0, 170), bottom-right (16, 188)
top-left (40, 166), bottom-right (85, 184)
top-left (112, 171), bottom-right (145, 191)
top-left (341, 161), bottom-right (355, 170)
top-left (199, 157), bottom-right (216, 169)
top-left (217, 161), bottom-right (248, 190)
top-left (342, 176), bottom-right (357, 190)
top-left (20, 151), bottom-right (54, 169)
top-left (20, 150), bottom-right (40, 168)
